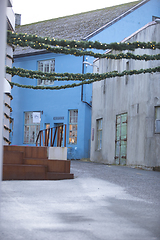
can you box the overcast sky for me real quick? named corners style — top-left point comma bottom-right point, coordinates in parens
top-left (13, 0), bottom-right (139, 25)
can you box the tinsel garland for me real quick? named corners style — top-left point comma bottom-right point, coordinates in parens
top-left (8, 66), bottom-right (160, 90)
top-left (7, 31), bottom-right (160, 51)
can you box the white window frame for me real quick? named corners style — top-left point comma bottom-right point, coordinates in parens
top-left (96, 118), bottom-right (102, 150)
top-left (37, 59), bottom-right (55, 85)
top-left (24, 111), bottom-right (41, 144)
top-left (155, 106), bottom-right (160, 133)
top-left (68, 110), bottom-right (78, 144)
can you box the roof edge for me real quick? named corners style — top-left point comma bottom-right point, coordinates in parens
top-left (14, 50), bottom-right (48, 58)
top-left (83, 0), bottom-right (150, 41)
top-left (93, 20), bottom-right (157, 63)
top-left (121, 20), bottom-right (157, 43)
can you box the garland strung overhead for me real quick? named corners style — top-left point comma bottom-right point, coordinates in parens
top-left (5, 65), bottom-right (160, 82)
top-left (7, 37), bottom-right (160, 60)
top-left (8, 66), bottom-right (160, 90)
top-left (6, 66), bottom-right (120, 81)
top-left (7, 33), bottom-right (160, 60)
top-left (7, 31), bottom-right (160, 51)
top-left (6, 31), bottom-right (160, 91)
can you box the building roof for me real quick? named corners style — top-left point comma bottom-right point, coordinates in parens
top-left (14, 0), bottom-right (148, 56)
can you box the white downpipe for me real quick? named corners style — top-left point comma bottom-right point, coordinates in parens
top-left (0, 0), bottom-right (7, 194)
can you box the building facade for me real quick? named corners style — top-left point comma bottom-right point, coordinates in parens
top-left (4, 0), bottom-right (15, 145)
top-left (91, 21), bottom-right (160, 168)
top-left (11, 0), bottom-right (160, 159)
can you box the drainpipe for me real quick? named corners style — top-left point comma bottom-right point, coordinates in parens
top-left (0, 0), bottom-right (7, 194)
top-left (81, 55), bottom-right (92, 108)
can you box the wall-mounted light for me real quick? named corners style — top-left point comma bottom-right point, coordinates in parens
top-left (83, 61), bottom-right (99, 72)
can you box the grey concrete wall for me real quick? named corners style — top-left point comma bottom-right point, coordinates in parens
top-left (91, 22), bottom-right (160, 168)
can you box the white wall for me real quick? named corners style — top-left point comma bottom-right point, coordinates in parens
top-left (91, 22), bottom-right (160, 168)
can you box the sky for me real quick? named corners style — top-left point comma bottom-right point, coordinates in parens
top-left (13, 0), bottom-right (139, 25)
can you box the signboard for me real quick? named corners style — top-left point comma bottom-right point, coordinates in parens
top-left (53, 117), bottom-right (64, 120)
top-left (33, 112), bottom-right (41, 123)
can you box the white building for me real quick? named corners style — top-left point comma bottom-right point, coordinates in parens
top-left (3, 0), bottom-right (15, 145)
top-left (91, 20), bottom-right (160, 169)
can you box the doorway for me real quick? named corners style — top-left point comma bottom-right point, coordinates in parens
top-left (54, 123), bottom-right (64, 147)
top-left (115, 113), bottom-right (127, 165)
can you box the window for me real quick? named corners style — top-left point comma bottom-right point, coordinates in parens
top-left (125, 61), bottom-right (129, 84)
top-left (155, 107), bottom-right (160, 133)
top-left (69, 110), bottom-right (78, 144)
top-left (24, 112), bottom-right (41, 143)
top-left (97, 118), bottom-right (102, 150)
top-left (37, 59), bottom-right (55, 85)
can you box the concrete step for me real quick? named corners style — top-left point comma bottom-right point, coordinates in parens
top-left (3, 164), bottom-right (47, 180)
top-left (3, 150), bottom-right (24, 164)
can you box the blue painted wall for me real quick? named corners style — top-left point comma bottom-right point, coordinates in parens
top-left (11, 0), bottom-right (160, 159)
top-left (11, 53), bottom-right (92, 159)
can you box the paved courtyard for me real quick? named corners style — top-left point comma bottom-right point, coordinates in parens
top-left (0, 160), bottom-right (160, 240)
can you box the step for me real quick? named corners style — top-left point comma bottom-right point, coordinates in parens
top-left (3, 150), bottom-right (23, 164)
top-left (24, 158), bottom-right (48, 166)
top-left (4, 145), bottom-right (48, 159)
top-left (24, 158), bottom-right (71, 173)
top-left (3, 164), bottom-right (47, 180)
top-left (46, 172), bottom-right (74, 180)
top-left (47, 159), bottom-right (71, 173)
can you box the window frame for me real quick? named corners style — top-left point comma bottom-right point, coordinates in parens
top-left (155, 106), bottom-right (160, 134)
top-left (68, 109), bottom-right (78, 145)
top-left (37, 59), bottom-right (55, 85)
top-left (96, 118), bottom-right (103, 150)
top-left (24, 111), bottom-right (41, 144)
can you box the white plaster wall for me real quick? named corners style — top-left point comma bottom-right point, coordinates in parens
top-left (91, 22), bottom-right (160, 167)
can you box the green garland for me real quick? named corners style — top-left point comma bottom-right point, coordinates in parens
top-left (6, 66), bottom-right (160, 82)
top-left (8, 66), bottom-right (160, 90)
top-left (7, 31), bottom-right (160, 51)
top-left (6, 31), bottom-right (160, 91)
top-left (7, 37), bottom-right (160, 60)
top-left (5, 66), bottom-right (121, 81)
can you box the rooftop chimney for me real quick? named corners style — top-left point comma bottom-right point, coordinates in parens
top-left (15, 13), bottom-right (21, 26)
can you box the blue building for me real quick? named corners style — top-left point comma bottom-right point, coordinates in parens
top-left (11, 0), bottom-right (160, 159)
